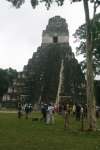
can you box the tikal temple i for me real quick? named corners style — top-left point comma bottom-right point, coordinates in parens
top-left (2, 16), bottom-right (86, 107)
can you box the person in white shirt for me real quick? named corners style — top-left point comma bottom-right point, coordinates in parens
top-left (46, 103), bottom-right (55, 124)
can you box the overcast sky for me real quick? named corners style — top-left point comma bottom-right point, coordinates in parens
top-left (0, 0), bottom-right (95, 71)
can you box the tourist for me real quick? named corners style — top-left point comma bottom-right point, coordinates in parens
top-left (18, 103), bottom-right (22, 119)
top-left (46, 103), bottom-right (55, 124)
top-left (29, 103), bottom-right (33, 117)
top-left (25, 103), bottom-right (29, 119)
top-left (41, 103), bottom-right (48, 122)
top-left (72, 104), bottom-right (76, 116)
top-left (63, 103), bottom-right (69, 128)
top-left (76, 104), bottom-right (81, 121)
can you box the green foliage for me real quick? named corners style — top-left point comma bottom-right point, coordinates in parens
top-left (6, 0), bottom-right (100, 9)
top-left (6, 0), bottom-right (65, 9)
top-left (6, 0), bottom-right (25, 8)
top-left (0, 69), bottom-right (9, 97)
top-left (94, 80), bottom-right (100, 105)
top-left (0, 68), bottom-right (18, 98)
top-left (5, 68), bottom-right (18, 85)
top-left (74, 13), bottom-right (100, 75)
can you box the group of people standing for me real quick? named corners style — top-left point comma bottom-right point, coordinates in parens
top-left (58, 103), bottom-right (87, 120)
top-left (17, 101), bottom-right (88, 129)
top-left (41, 103), bottom-right (55, 124)
top-left (18, 103), bottom-right (33, 119)
top-left (73, 104), bottom-right (87, 121)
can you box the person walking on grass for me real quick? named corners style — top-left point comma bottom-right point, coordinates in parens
top-left (41, 103), bottom-right (48, 122)
top-left (76, 104), bottom-right (81, 121)
top-left (63, 104), bottom-right (70, 129)
top-left (46, 103), bottom-right (55, 124)
top-left (25, 103), bottom-right (29, 119)
top-left (18, 103), bottom-right (22, 119)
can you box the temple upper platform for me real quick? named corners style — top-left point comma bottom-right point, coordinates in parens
top-left (42, 16), bottom-right (69, 45)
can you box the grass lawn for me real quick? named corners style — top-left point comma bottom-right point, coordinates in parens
top-left (0, 112), bottom-right (100, 150)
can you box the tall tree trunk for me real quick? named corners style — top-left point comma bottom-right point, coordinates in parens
top-left (83, 0), bottom-right (96, 131)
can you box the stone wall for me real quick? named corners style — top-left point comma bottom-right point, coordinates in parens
top-left (42, 34), bottom-right (52, 44)
top-left (42, 34), bottom-right (69, 44)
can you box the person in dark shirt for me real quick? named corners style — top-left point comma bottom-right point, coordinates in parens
top-left (41, 103), bottom-right (48, 122)
top-left (25, 104), bottom-right (29, 119)
top-left (76, 104), bottom-right (81, 121)
top-left (18, 103), bottom-right (22, 119)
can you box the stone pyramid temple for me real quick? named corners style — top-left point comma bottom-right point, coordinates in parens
top-left (3, 16), bottom-right (85, 106)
